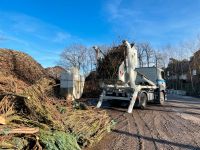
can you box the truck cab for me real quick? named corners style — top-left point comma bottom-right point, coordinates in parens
top-left (135, 67), bottom-right (166, 106)
top-left (135, 67), bottom-right (166, 90)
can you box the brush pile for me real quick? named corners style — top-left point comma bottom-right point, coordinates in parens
top-left (82, 71), bottom-right (101, 98)
top-left (0, 73), bottom-right (28, 95)
top-left (46, 66), bottom-right (66, 80)
top-left (83, 44), bottom-right (126, 98)
top-left (0, 49), bottom-right (112, 149)
top-left (0, 48), bottom-right (47, 84)
top-left (96, 44), bottom-right (126, 80)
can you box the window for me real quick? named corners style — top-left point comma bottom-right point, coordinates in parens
top-left (161, 71), bottom-right (165, 79)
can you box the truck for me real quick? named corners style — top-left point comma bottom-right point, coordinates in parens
top-left (94, 40), bottom-right (166, 113)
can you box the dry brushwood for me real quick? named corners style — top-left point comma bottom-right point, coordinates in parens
top-left (33, 136), bottom-right (43, 150)
top-left (45, 66), bottom-right (66, 80)
top-left (0, 78), bottom-right (61, 129)
top-left (62, 108), bottom-right (111, 147)
top-left (0, 47), bottom-right (112, 148)
top-left (82, 44), bottom-right (126, 98)
top-left (0, 73), bottom-right (28, 95)
top-left (82, 71), bottom-right (101, 98)
top-left (0, 96), bottom-right (21, 125)
top-left (0, 81), bottom-right (112, 148)
top-left (19, 78), bottom-right (64, 129)
top-left (96, 44), bottom-right (126, 80)
top-left (0, 48), bottom-right (47, 84)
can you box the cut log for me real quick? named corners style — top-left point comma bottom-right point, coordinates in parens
top-left (0, 127), bottom-right (39, 134)
top-left (0, 116), bottom-right (6, 125)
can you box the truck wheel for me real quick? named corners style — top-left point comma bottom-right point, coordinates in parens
top-left (139, 92), bottom-right (147, 109)
top-left (158, 91), bottom-right (165, 105)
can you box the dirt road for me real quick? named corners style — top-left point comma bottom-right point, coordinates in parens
top-left (88, 94), bottom-right (200, 150)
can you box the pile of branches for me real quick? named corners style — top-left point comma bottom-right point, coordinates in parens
top-left (82, 71), bottom-right (101, 98)
top-left (0, 78), bottom-right (77, 149)
top-left (83, 44), bottom-right (126, 98)
top-left (0, 78), bottom-right (112, 149)
top-left (0, 49), bottom-right (47, 84)
top-left (0, 73), bottom-right (28, 95)
top-left (0, 48), bottom-right (62, 97)
top-left (96, 44), bottom-right (126, 80)
top-left (45, 66), bottom-right (66, 80)
top-left (0, 48), bottom-right (112, 149)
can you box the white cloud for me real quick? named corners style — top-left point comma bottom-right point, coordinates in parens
top-left (0, 11), bottom-right (79, 67)
top-left (105, 0), bottom-right (142, 21)
top-left (53, 32), bottom-right (71, 43)
top-left (106, 0), bottom-right (123, 20)
top-left (0, 36), bottom-right (7, 41)
top-left (104, 0), bottom-right (200, 46)
top-left (0, 12), bottom-right (73, 43)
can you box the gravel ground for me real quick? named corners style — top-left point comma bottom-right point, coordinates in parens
top-left (87, 94), bottom-right (200, 150)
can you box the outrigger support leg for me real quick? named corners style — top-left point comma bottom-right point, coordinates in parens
top-left (97, 90), bottom-right (105, 108)
top-left (127, 86), bottom-right (141, 113)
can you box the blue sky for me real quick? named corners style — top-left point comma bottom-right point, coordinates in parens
top-left (0, 0), bottom-right (200, 67)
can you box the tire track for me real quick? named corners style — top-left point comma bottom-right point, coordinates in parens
top-left (150, 111), bottom-right (175, 150)
top-left (136, 110), bottom-right (159, 150)
top-left (87, 95), bottom-right (200, 150)
top-left (131, 112), bottom-right (144, 150)
top-left (110, 111), bottom-right (128, 149)
top-left (166, 113), bottom-right (200, 147)
top-left (132, 110), bottom-right (158, 150)
top-left (158, 101), bottom-right (200, 147)
top-left (141, 109), bottom-right (174, 149)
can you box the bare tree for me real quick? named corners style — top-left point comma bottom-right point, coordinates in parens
top-left (136, 44), bottom-right (145, 67)
top-left (164, 35), bottom-right (200, 94)
top-left (179, 38), bottom-right (200, 93)
top-left (59, 44), bottom-right (90, 74)
top-left (86, 47), bottom-right (96, 72)
top-left (160, 44), bottom-right (176, 68)
top-left (139, 43), bottom-right (155, 67)
top-left (154, 51), bottom-right (166, 68)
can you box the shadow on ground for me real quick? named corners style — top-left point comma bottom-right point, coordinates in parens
top-left (113, 129), bottom-right (200, 150)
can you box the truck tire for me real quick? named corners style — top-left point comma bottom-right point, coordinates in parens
top-left (158, 91), bottom-right (165, 105)
top-left (139, 92), bottom-right (148, 109)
